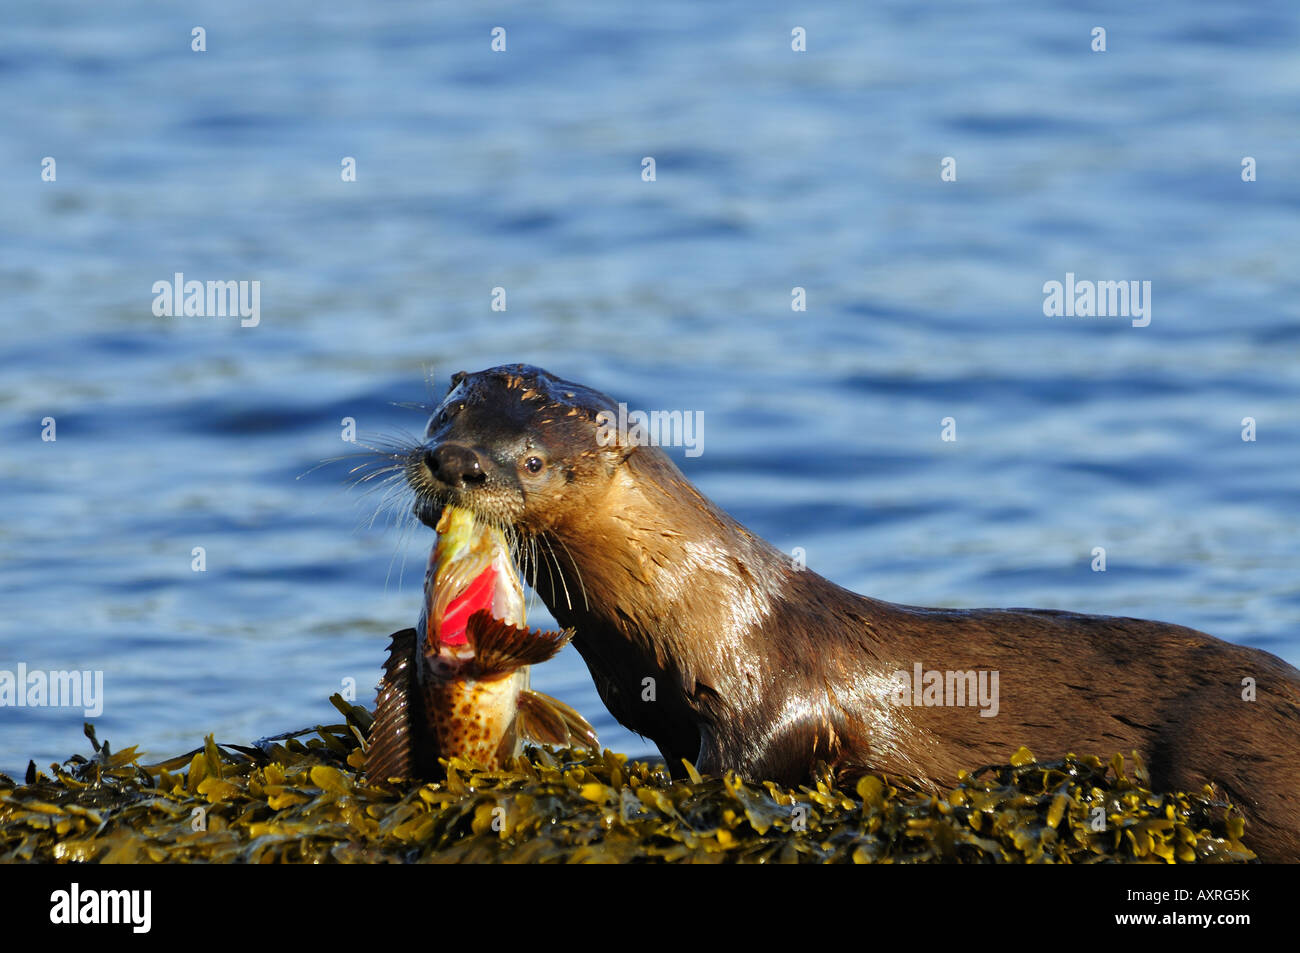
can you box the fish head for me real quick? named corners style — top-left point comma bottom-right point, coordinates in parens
top-left (420, 506), bottom-right (572, 682)
top-left (423, 506), bottom-right (526, 661)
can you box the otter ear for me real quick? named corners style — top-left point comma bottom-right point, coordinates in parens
top-left (446, 371), bottom-right (468, 395)
top-left (593, 432), bottom-right (638, 466)
top-left (592, 406), bottom-right (638, 463)
top-left (596, 440), bottom-right (638, 473)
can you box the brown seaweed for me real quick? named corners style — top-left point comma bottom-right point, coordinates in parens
top-left (0, 700), bottom-right (1257, 864)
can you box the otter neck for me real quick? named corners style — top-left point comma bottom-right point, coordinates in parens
top-left (527, 447), bottom-right (793, 698)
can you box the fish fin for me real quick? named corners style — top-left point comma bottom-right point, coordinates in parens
top-left (494, 719), bottom-right (522, 766)
top-left (365, 628), bottom-right (423, 784)
top-left (517, 689), bottom-right (600, 750)
top-left (466, 610), bottom-right (571, 676)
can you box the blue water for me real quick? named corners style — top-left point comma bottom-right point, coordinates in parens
top-left (2, 2), bottom-right (1298, 778)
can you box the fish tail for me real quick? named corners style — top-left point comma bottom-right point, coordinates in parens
top-left (365, 628), bottom-right (434, 784)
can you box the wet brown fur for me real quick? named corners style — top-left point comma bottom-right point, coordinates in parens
top-left (410, 364), bottom-right (1300, 862)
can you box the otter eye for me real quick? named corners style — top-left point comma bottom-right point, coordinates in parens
top-left (523, 455), bottom-right (544, 474)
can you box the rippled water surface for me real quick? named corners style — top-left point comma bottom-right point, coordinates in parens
top-left (2, 2), bottom-right (1298, 776)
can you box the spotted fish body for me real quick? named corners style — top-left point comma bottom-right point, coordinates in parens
top-left (366, 506), bottom-right (597, 781)
top-left (422, 660), bottom-right (527, 766)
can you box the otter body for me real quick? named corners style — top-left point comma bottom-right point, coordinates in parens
top-left (404, 364), bottom-right (1300, 861)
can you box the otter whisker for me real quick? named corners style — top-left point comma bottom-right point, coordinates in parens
top-left (525, 533), bottom-right (544, 620)
top-left (516, 530), bottom-right (548, 623)
top-left (359, 470), bottom-right (413, 530)
top-left (381, 503), bottom-right (422, 595)
top-left (534, 531), bottom-right (581, 616)
top-left (547, 531), bottom-right (589, 613)
top-left (307, 427), bottom-right (425, 482)
top-left (314, 427), bottom-right (434, 597)
top-left (347, 450), bottom-right (424, 530)
top-left (389, 400), bottom-right (437, 415)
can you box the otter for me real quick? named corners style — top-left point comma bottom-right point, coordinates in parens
top-left (399, 363), bottom-right (1300, 862)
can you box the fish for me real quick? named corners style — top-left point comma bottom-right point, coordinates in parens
top-left (366, 505), bottom-right (598, 782)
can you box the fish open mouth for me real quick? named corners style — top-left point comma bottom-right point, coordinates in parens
top-left (437, 563), bottom-right (496, 647)
top-left (423, 506), bottom-right (530, 665)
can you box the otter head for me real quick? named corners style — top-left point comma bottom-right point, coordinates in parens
top-left (410, 364), bottom-right (630, 537)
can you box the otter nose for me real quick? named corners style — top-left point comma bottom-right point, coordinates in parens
top-left (424, 443), bottom-right (488, 487)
